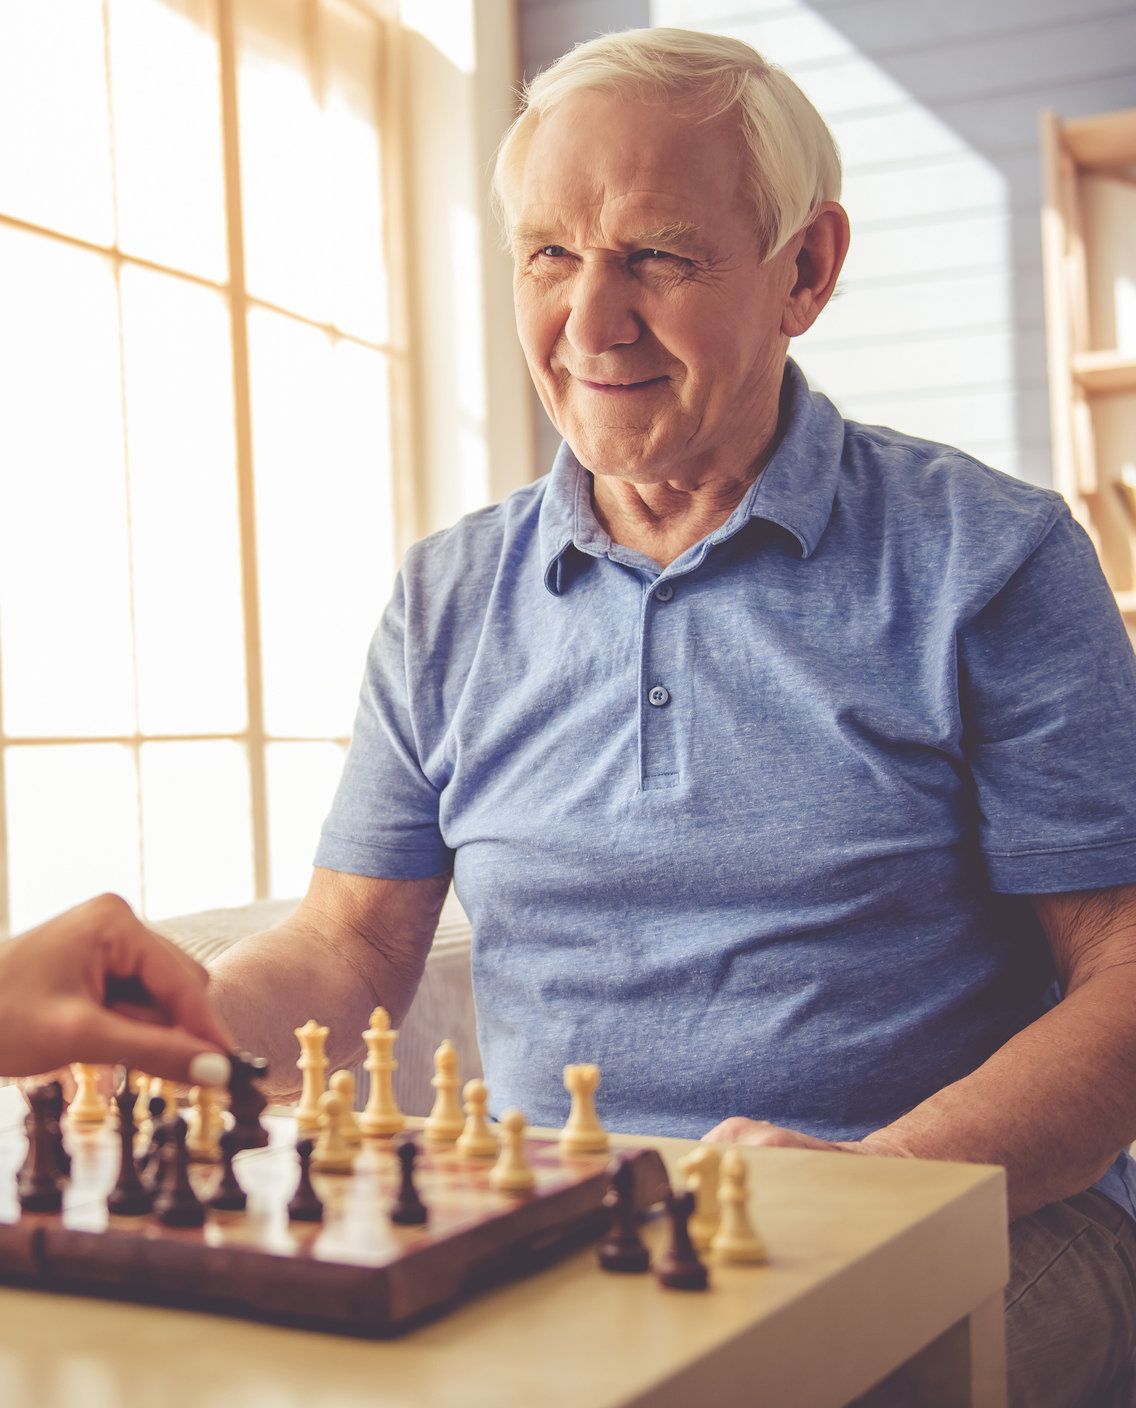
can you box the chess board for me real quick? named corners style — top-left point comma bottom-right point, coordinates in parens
top-left (0, 1105), bottom-right (669, 1336)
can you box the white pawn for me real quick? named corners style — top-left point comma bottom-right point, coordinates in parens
top-left (423, 1039), bottom-right (464, 1145)
top-left (455, 1079), bottom-right (498, 1159)
top-left (186, 1085), bottom-right (223, 1163)
top-left (294, 1019), bottom-right (329, 1136)
top-left (311, 1090), bottom-right (355, 1173)
top-left (359, 1006), bottom-right (404, 1137)
top-left (559, 1064), bottom-right (608, 1155)
top-left (329, 1070), bottom-right (362, 1149)
top-left (709, 1149), bottom-right (768, 1264)
top-left (489, 1109), bottom-right (535, 1193)
top-left (679, 1144), bottom-right (722, 1251)
top-left (68, 1064), bottom-right (108, 1125)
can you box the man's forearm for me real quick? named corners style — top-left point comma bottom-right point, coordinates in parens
top-left (206, 919), bottom-right (422, 1101)
top-left (860, 971), bottom-right (1136, 1219)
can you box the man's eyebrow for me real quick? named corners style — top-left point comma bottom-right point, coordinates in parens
top-left (511, 220), bottom-right (710, 254)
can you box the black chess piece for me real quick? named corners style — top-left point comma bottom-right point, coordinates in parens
top-left (228, 1051), bottom-right (270, 1151)
top-left (655, 1190), bottom-right (708, 1291)
top-left (107, 1084), bottom-right (154, 1216)
top-left (17, 1085), bottom-right (64, 1214)
top-left (598, 1152), bottom-right (650, 1273)
top-left (138, 1095), bottom-right (169, 1185)
top-left (389, 1137), bottom-right (428, 1226)
top-left (43, 1081), bottom-right (70, 1178)
top-left (152, 1117), bottom-right (206, 1228)
top-left (207, 1128), bottom-right (247, 1212)
top-left (287, 1137), bottom-right (324, 1223)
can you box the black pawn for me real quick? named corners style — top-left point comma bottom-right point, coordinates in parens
top-left (287, 1137), bottom-right (323, 1223)
top-left (17, 1086), bottom-right (64, 1214)
top-left (207, 1128), bottom-right (247, 1212)
top-left (655, 1190), bottom-right (708, 1291)
top-left (389, 1138), bottom-right (428, 1226)
top-left (598, 1152), bottom-right (650, 1273)
top-left (138, 1095), bottom-right (169, 1185)
top-left (152, 1117), bottom-right (205, 1228)
top-left (228, 1052), bottom-right (270, 1151)
top-left (107, 1085), bottom-right (153, 1216)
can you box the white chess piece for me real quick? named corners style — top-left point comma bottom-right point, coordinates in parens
top-left (679, 1144), bottom-right (722, 1251)
top-left (311, 1090), bottom-right (355, 1173)
top-left (423, 1040), bottom-right (464, 1145)
top-left (455, 1079), bottom-right (498, 1159)
top-left (68, 1064), bottom-right (108, 1125)
top-left (489, 1109), bottom-right (536, 1193)
top-left (709, 1149), bottom-right (768, 1264)
top-left (559, 1064), bottom-right (608, 1154)
top-left (294, 1019), bottom-right (329, 1136)
top-left (329, 1070), bottom-right (362, 1149)
top-left (359, 1006), bottom-right (404, 1137)
top-left (185, 1085), bottom-right (223, 1163)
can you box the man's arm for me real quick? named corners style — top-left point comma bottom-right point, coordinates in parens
top-left (708, 883), bottom-right (1136, 1222)
top-left (206, 866), bottom-right (452, 1101)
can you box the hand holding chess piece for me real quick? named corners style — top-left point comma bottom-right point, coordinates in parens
top-left (0, 895), bottom-right (233, 1081)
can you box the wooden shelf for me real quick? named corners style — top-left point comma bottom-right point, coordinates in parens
top-left (1072, 351), bottom-right (1136, 396)
top-left (1063, 107), bottom-right (1136, 170)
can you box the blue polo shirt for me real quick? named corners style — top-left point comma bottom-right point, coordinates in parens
top-left (316, 357), bottom-right (1136, 1219)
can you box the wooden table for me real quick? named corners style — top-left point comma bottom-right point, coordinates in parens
top-left (0, 1087), bottom-right (1008, 1408)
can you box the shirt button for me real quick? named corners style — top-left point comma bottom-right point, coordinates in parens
top-left (653, 583), bottom-right (675, 602)
top-left (647, 685), bottom-right (670, 707)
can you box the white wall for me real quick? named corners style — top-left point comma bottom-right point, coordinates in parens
top-left (517, 0), bottom-right (1136, 489)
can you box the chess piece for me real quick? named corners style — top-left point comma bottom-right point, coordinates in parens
top-left (288, 1137), bottom-right (324, 1223)
top-left (149, 1077), bottom-right (178, 1123)
top-left (560, 1064), bottom-right (609, 1155)
top-left (17, 1085), bottom-right (65, 1213)
top-left (655, 1190), bottom-right (709, 1290)
top-left (329, 1070), bottom-right (362, 1149)
top-left (294, 1019), bottom-right (329, 1136)
top-left (107, 1084), bottom-right (153, 1216)
top-left (137, 1095), bottom-right (170, 1184)
top-left (132, 1071), bottom-right (152, 1131)
top-left (153, 1117), bottom-right (206, 1228)
top-left (42, 1081), bottom-right (70, 1177)
top-left (423, 1040), bottom-right (464, 1145)
top-left (311, 1090), bottom-right (354, 1173)
top-left (389, 1138), bottom-right (428, 1225)
top-left (359, 1006), bottom-right (404, 1137)
top-left (455, 1078), bottom-right (498, 1159)
top-left (488, 1109), bottom-right (535, 1193)
top-left (185, 1085), bottom-right (223, 1163)
top-left (207, 1129), bottom-right (247, 1212)
top-left (679, 1144), bottom-right (722, 1251)
top-left (68, 1064), bottom-right (108, 1126)
top-left (598, 1152), bottom-right (650, 1273)
top-left (710, 1149), bottom-right (767, 1264)
top-left (228, 1051), bottom-right (270, 1150)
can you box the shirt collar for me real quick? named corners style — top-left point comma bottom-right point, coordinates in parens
top-left (539, 357), bottom-right (845, 595)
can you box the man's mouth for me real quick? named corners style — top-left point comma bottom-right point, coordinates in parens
top-left (577, 376), bottom-right (666, 394)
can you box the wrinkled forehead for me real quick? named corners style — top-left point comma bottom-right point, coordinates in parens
top-left (514, 90), bottom-right (747, 238)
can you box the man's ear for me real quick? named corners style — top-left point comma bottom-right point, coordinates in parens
top-left (780, 203), bottom-right (850, 338)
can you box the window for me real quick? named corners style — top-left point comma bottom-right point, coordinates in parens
top-left (0, 0), bottom-right (408, 932)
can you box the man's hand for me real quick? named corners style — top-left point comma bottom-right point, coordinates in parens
top-left (0, 893), bottom-right (233, 1082)
top-left (702, 1116), bottom-right (908, 1157)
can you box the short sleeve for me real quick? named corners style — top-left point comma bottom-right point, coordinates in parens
top-left (313, 570), bottom-right (454, 880)
top-left (959, 505), bottom-right (1136, 892)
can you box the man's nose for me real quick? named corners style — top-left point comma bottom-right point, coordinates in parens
top-left (564, 262), bottom-right (641, 358)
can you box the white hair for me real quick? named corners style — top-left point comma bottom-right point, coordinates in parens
top-left (491, 27), bottom-right (842, 264)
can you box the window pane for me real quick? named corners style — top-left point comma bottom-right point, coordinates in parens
top-left (107, 0), bottom-right (228, 282)
top-left (5, 744), bottom-right (141, 933)
top-left (248, 307), bottom-right (396, 737)
top-left (236, 0), bottom-right (327, 322)
top-left (140, 741), bottom-right (254, 917)
top-left (119, 264), bottom-right (247, 735)
top-left (266, 740), bottom-right (346, 897)
top-left (0, 226), bottom-right (136, 737)
top-left (322, 0), bottom-right (388, 343)
top-left (0, 1), bottom-right (115, 245)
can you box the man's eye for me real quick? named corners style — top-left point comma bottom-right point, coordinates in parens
top-left (537, 245), bottom-right (567, 259)
top-left (635, 249), bottom-right (673, 262)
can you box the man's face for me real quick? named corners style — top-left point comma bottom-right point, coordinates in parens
top-left (510, 90), bottom-right (799, 485)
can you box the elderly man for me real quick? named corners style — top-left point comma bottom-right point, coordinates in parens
top-left (209, 28), bottom-right (1136, 1407)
